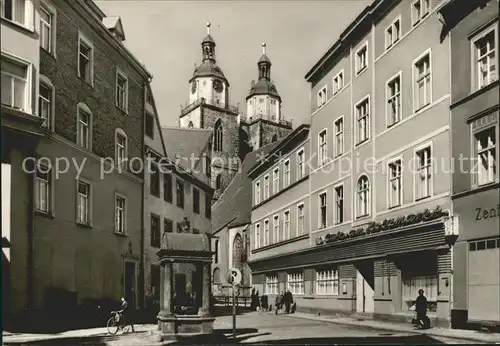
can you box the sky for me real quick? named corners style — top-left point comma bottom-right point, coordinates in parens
top-left (95, 0), bottom-right (369, 127)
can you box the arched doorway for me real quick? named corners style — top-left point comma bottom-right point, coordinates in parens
top-left (212, 267), bottom-right (221, 284)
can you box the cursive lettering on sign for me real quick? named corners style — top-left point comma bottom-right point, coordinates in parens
top-left (475, 205), bottom-right (500, 221)
top-left (315, 206), bottom-right (447, 246)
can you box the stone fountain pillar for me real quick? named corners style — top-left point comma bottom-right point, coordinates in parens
top-left (156, 233), bottom-right (215, 341)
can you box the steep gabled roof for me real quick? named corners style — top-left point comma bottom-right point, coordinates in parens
top-left (102, 16), bottom-right (126, 40)
top-left (211, 140), bottom-right (282, 234)
top-left (161, 126), bottom-right (212, 183)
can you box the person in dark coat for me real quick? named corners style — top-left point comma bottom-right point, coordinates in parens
top-left (250, 288), bottom-right (256, 310)
top-left (275, 292), bottom-right (283, 314)
top-left (284, 290), bottom-right (293, 314)
top-left (415, 289), bottom-right (429, 329)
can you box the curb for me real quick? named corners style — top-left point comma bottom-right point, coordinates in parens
top-left (2, 330), bottom-right (149, 345)
top-left (285, 314), bottom-right (500, 344)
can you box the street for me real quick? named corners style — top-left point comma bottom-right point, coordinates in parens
top-left (3, 311), bottom-right (488, 345)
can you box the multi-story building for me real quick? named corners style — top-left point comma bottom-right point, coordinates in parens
top-left (1, 0), bottom-right (43, 327)
top-left (30, 0), bottom-right (151, 324)
top-left (248, 125), bottom-right (311, 295)
top-left (247, 0), bottom-right (455, 327)
top-left (143, 85), bottom-right (214, 316)
top-left (179, 24), bottom-right (292, 201)
top-left (439, 0), bottom-right (499, 329)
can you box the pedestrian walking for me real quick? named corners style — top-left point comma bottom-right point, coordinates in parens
top-left (275, 292), bottom-right (283, 315)
top-left (415, 289), bottom-right (430, 329)
top-left (284, 290), bottom-right (293, 314)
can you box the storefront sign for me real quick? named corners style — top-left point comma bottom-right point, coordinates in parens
top-left (475, 204), bottom-right (500, 220)
top-left (316, 206), bottom-right (447, 246)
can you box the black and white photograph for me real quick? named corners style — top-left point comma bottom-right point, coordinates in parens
top-left (1, 0), bottom-right (499, 345)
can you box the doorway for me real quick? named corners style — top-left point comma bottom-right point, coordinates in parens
top-left (356, 261), bottom-right (375, 313)
top-left (124, 261), bottom-right (136, 310)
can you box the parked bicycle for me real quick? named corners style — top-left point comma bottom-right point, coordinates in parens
top-left (106, 310), bottom-right (132, 335)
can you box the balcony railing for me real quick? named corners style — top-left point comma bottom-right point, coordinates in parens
top-left (180, 98), bottom-right (239, 116)
top-left (246, 113), bottom-right (292, 127)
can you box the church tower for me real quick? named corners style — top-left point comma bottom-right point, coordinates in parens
top-left (246, 43), bottom-right (292, 150)
top-left (179, 23), bottom-right (240, 201)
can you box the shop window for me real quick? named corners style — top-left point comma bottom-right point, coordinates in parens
top-left (266, 275), bottom-right (279, 295)
top-left (287, 272), bottom-right (304, 295)
top-left (469, 237), bottom-right (500, 251)
top-left (400, 253), bottom-right (438, 312)
top-left (316, 269), bottom-right (339, 295)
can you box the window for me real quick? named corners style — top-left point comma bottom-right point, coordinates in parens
top-left (287, 273), bottom-right (304, 295)
top-left (254, 223), bottom-right (261, 249)
top-left (214, 239), bottom-right (219, 263)
top-left (176, 179), bottom-right (184, 208)
top-left (356, 43), bottom-right (368, 74)
top-left (145, 113), bottom-right (154, 139)
top-left (34, 163), bottom-right (50, 213)
top-left (214, 119), bottom-right (223, 151)
top-left (164, 173), bottom-right (172, 203)
top-left (78, 34), bottom-right (93, 84)
top-left (318, 130), bottom-right (328, 166)
top-left (193, 187), bottom-right (200, 214)
top-left (387, 73), bottom-right (402, 127)
top-left (333, 70), bottom-right (344, 94)
top-left (215, 174), bottom-right (223, 190)
top-left (1, 0), bottom-right (29, 27)
top-left (284, 210), bottom-right (290, 240)
top-left (335, 185), bottom-right (344, 224)
top-left (316, 269), bottom-right (339, 295)
top-left (264, 219), bottom-right (270, 246)
top-left (416, 146), bottom-right (432, 200)
top-left (284, 159), bottom-right (290, 187)
top-left (263, 175), bottom-right (269, 199)
top-left (1, 56), bottom-right (28, 111)
top-left (115, 195), bottom-right (126, 234)
top-left (385, 18), bottom-right (401, 50)
top-left (475, 127), bottom-right (497, 186)
top-left (356, 97), bottom-right (370, 144)
top-left (272, 167), bottom-right (279, 194)
top-left (39, 83), bottom-right (52, 128)
top-left (388, 159), bottom-right (403, 208)
top-left (77, 180), bottom-right (90, 225)
top-left (334, 117), bottom-right (344, 157)
top-left (77, 106), bottom-right (91, 149)
top-left (297, 203), bottom-right (305, 236)
top-left (472, 26), bottom-right (497, 90)
top-left (356, 175), bottom-right (370, 218)
top-left (317, 85), bottom-right (327, 108)
top-left (412, 0), bottom-right (429, 26)
top-left (150, 214), bottom-right (161, 248)
top-left (116, 70), bottom-right (128, 111)
top-left (297, 148), bottom-right (305, 180)
top-left (40, 5), bottom-right (53, 52)
top-left (115, 131), bottom-right (127, 167)
top-left (205, 193), bottom-right (211, 219)
top-left (319, 191), bottom-right (327, 229)
top-left (273, 214), bottom-right (280, 244)
top-left (255, 181), bottom-right (261, 204)
top-left (164, 218), bottom-right (173, 233)
top-left (414, 52), bottom-right (431, 111)
top-left (150, 163), bottom-right (160, 197)
top-left (403, 274), bottom-right (437, 312)
top-left (266, 275), bottom-right (279, 295)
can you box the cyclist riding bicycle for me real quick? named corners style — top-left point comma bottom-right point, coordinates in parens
top-left (118, 297), bottom-right (135, 333)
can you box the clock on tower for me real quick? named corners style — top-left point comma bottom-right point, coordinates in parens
top-left (213, 79), bottom-right (223, 93)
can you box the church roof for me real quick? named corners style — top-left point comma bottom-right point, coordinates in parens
top-left (161, 126), bottom-right (212, 183)
top-left (202, 34), bottom-right (216, 44)
top-left (190, 60), bottom-right (228, 85)
top-left (211, 140), bottom-right (282, 234)
top-left (246, 79), bottom-right (281, 100)
top-left (258, 54), bottom-right (271, 64)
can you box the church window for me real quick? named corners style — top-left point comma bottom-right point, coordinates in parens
top-left (272, 134), bottom-right (278, 142)
top-left (214, 119), bottom-right (223, 151)
top-left (215, 174), bottom-right (223, 190)
top-left (188, 121), bottom-right (194, 128)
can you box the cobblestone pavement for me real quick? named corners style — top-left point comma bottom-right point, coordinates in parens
top-left (3, 312), bottom-right (497, 345)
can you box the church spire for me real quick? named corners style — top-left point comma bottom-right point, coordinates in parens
top-left (258, 42), bottom-right (272, 80)
top-left (201, 22), bottom-right (216, 62)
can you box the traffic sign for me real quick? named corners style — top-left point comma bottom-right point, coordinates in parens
top-left (227, 268), bottom-right (242, 286)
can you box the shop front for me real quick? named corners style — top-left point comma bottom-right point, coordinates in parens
top-left (452, 187), bottom-right (500, 329)
top-left (249, 205), bottom-right (452, 326)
